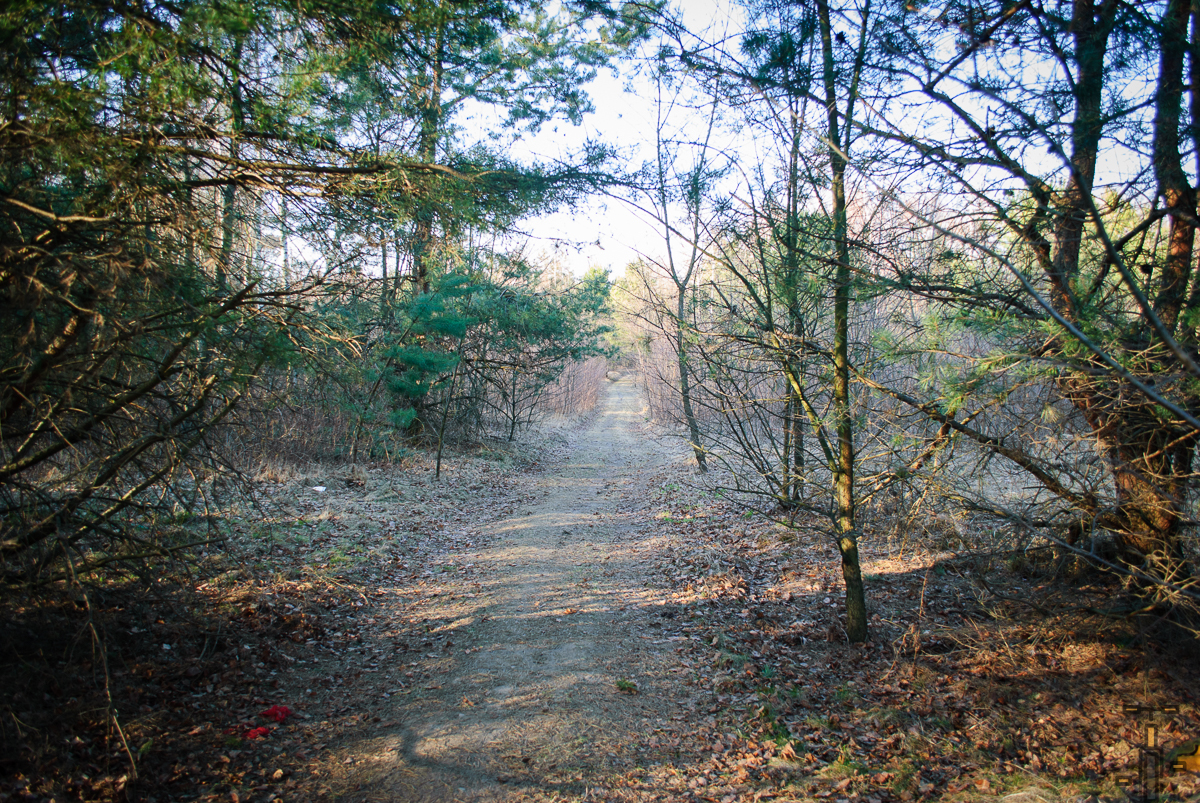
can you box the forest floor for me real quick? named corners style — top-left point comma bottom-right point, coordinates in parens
top-left (3, 378), bottom-right (1200, 803)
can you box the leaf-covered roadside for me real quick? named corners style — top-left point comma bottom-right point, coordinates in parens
top-left (609, 461), bottom-right (1200, 803)
top-left (0, 437), bottom-right (548, 803)
top-left (3, 418), bottom-right (1198, 803)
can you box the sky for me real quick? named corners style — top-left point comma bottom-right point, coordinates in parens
top-left (504, 0), bottom-right (742, 280)
top-left (283, 0), bottom-right (1142, 285)
top-left (284, 1), bottom-right (739, 283)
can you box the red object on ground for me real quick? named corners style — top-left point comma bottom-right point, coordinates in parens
top-left (260, 705), bottom-right (292, 723)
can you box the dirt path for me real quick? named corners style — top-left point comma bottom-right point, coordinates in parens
top-left (9, 376), bottom-right (1198, 803)
top-left (342, 378), bottom-right (699, 801)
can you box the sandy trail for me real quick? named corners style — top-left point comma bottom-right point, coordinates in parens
top-left (345, 378), bottom-right (695, 802)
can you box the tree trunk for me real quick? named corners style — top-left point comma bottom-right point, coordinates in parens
top-left (653, 77), bottom-right (711, 474)
top-left (280, 194), bottom-right (290, 284)
top-left (508, 371), bottom-right (519, 442)
top-left (783, 94), bottom-right (803, 505)
top-left (395, 235), bottom-right (404, 299)
top-left (781, 381), bottom-right (793, 504)
top-left (218, 38), bottom-right (245, 293)
top-left (435, 351), bottom-right (462, 480)
top-left (1047, 0), bottom-right (1116, 321)
top-left (818, 0), bottom-right (867, 642)
top-left (1076, 395), bottom-right (1195, 567)
top-left (790, 384), bottom-right (804, 502)
top-left (677, 299), bottom-right (707, 473)
top-left (1060, 0), bottom-right (1194, 574)
top-left (185, 155), bottom-right (196, 273)
top-left (381, 240), bottom-right (389, 304)
top-left (411, 26), bottom-right (445, 295)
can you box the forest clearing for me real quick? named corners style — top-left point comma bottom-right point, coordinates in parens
top-left (3, 379), bottom-right (1197, 802)
top-left (5, 0), bottom-right (1200, 801)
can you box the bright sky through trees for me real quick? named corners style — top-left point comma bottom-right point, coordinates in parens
top-left (506, 0), bottom-right (744, 278)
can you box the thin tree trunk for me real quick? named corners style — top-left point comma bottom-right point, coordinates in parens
top-left (395, 236), bottom-right (404, 299)
top-left (508, 371), bottom-right (519, 441)
top-left (791, 384), bottom-right (804, 501)
top-left (782, 381), bottom-right (793, 504)
top-left (677, 295), bottom-right (707, 472)
top-left (381, 240), bottom-right (389, 305)
top-left (784, 93), bottom-right (804, 505)
top-left (280, 194), bottom-right (290, 284)
top-left (654, 78), bottom-right (712, 473)
top-left (436, 350), bottom-right (462, 480)
top-left (185, 155), bottom-right (195, 273)
top-left (412, 25), bottom-right (445, 295)
top-left (818, 0), bottom-right (867, 642)
top-left (219, 38), bottom-right (245, 293)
